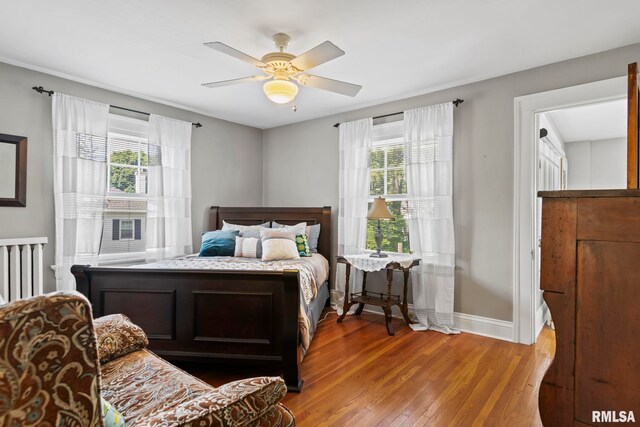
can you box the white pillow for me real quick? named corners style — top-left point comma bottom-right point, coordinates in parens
top-left (260, 229), bottom-right (300, 261)
top-left (271, 222), bottom-right (307, 236)
top-left (273, 221), bottom-right (321, 253)
top-left (222, 221), bottom-right (270, 238)
top-left (234, 236), bottom-right (262, 258)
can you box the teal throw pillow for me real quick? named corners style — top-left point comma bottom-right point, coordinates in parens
top-left (199, 230), bottom-right (239, 257)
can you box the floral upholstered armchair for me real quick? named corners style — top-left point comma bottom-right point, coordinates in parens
top-left (0, 292), bottom-right (295, 426)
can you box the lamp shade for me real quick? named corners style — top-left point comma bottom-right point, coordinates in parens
top-left (367, 196), bottom-right (394, 220)
top-left (263, 80), bottom-right (298, 104)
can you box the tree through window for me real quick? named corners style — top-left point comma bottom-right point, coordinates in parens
top-left (367, 120), bottom-right (410, 254)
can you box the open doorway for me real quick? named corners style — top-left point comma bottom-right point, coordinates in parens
top-left (532, 98), bottom-right (627, 336)
top-left (542, 99), bottom-right (627, 190)
top-left (513, 76), bottom-right (626, 345)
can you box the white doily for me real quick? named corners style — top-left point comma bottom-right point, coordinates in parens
top-left (342, 253), bottom-right (417, 272)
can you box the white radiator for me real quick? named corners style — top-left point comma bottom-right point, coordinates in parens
top-left (0, 237), bottom-right (48, 302)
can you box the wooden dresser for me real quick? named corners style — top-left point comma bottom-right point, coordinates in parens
top-left (538, 189), bottom-right (640, 426)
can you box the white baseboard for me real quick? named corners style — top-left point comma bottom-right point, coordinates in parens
top-left (357, 304), bottom-right (514, 342)
top-left (535, 301), bottom-right (551, 339)
top-left (453, 312), bottom-right (514, 342)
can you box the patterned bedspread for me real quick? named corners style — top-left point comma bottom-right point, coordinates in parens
top-left (133, 254), bottom-right (329, 356)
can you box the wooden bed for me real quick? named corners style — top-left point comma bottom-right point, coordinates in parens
top-left (72, 206), bottom-right (332, 392)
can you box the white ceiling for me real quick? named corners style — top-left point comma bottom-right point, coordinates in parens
top-left (2, 0), bottom-right (640, 129)
top-left (546, 99), bottom-right (627, 143)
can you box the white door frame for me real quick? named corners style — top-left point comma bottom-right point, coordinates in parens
top-left (512, 76), bottom-right (626, 344)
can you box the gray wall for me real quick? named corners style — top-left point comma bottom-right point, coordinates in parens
top-left (0, 61), bottom-right (263, 292)
top-left (566, 137), bottom-right (627, 190)
top-left (262, 43), bottom-right (640, 322)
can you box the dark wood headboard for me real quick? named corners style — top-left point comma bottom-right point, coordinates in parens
top-left (208, 206), bottom-right (332, 262)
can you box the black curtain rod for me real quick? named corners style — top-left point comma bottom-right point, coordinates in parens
top-left (32, 86), bottom-right (203, 128)
top-left (332, 98), bottom-right (464, 128)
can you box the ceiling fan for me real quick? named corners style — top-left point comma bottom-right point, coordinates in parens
top-left (202, 33), bottom-right (362, 104)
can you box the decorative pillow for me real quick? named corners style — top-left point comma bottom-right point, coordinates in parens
top-left (93, 314), bottom-right (149, 364)
top-left (273, 221), bottom-right (321, 253)
top-left (296, 234), bottom-right (311, 257)
top-left (271, 221), bottom-right (307, 236)
top-left (222, 221), bottom-right (270, 238)
top-left (101, 396), bottom-right (125, 427)
top-left (200, 230), bottom-right (239, 257)
top-left (235, 236), bottom-right (263, 258)
top-left (260, 229), bottom-right (300, 261)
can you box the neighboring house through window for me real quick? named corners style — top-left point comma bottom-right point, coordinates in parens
top-left (112, 219), bottom-right (142, 241)
top-left (367, 119), bottom-right (410, 254)
top-left (99, 114), bottom-right (149, 264)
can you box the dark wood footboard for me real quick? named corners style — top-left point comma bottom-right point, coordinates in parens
top-left (72, 265), bottom-right (304, 391)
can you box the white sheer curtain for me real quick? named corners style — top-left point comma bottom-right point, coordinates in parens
top-left (52, 93), bottom-right (109, 290)
top-left (146, 114), bottom-right (193, 261)
top-left (404, 103), bottom-right (458, 334)
top-left (335, 118), bottom-right (372, 315)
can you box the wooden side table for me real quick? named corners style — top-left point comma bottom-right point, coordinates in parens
top-left (336, 255), bottom-right (420, 335)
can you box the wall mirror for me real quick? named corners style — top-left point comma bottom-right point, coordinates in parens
top-left (0, 133), bottom-right (27, 207)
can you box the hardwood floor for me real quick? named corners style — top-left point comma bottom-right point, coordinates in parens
top-left (181, 310), bottom-right (555, 427)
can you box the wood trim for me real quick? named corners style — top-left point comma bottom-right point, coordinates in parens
top-left (628, 62), bottom-right (638, 189)
top-left (538, 189), bottom-right (640, 198)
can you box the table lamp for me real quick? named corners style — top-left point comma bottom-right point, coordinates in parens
top-left (367, 196), bottom-right (394, 257)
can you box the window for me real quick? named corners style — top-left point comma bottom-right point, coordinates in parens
top-left (120, 219), bottom-right (134, 240)
top-left (112, 219), bottom-right (142, 241)
top-left (108, 136), bottom-right (148, 194)
top-left (367, 120), bottom-right (410, 254)
top-left (99, 114), bottom-right (150, 264)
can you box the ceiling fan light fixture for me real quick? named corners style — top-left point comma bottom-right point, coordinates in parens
top-left (263, 79), bottom-right (298, 104)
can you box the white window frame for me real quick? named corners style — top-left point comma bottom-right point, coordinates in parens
top-left (98, 114), bottom-right (149, 266)
top-left (106, 131), bottom-right (149, 198)
top-left (367, 120), bottom-right (410, 254)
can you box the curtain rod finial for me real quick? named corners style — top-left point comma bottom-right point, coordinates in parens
top-left (32, 86), bottom-right (54, 96)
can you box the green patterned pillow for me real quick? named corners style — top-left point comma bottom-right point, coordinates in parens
top-left (101, 396), bottom-right (125, 427)
top-left (296, 234), bottom-right (311, 257)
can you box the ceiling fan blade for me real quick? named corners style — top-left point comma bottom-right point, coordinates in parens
top-left (296, 74), bottom-right (362, 97)
top-left (204, 42), bottom-right (265, 67)
top-left (290, 41), bottom-right (344, 71)
top-left (201, 75), bottom-right (268, 88)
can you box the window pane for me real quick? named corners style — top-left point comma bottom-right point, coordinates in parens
top-left (110, 146), bottom-right (139, 166)
top-left (387, 169), bottom-right (406, 195)
top-left (387, 145), bottom-right (404, 167)
top-left (366, 200), bottom-right (410, 253)
top-left (370, 148), bottom-right (384, 169)
top-left (140, 143), bottom-right (149, 166)
top-left (120, 220), bottom-right (133, 239)
top-left (109, 165), bottom-right (138, 193)
top-left (370, 170), bottom-right (384, 196)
